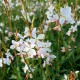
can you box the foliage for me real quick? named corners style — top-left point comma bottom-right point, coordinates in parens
top-left (0, 0), bottom-right (80, 80)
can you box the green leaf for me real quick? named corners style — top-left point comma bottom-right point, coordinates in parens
top-left (9, 74), bottom-right (17, 79)
top-left (65, 51), bottom-right (74, 60)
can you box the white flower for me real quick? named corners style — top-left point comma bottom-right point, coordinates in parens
top-left (66, 30), bottom-right (71, 36)
top-left (37, 41), bottom-right (51, 58)
top-left (59, 17), bottom-right (65, 25)
top-left (5, 52), bottom-right (14, 60)
top-left (10, 39), bottom-right (24, 52)
top-left (10, 40), bottom-right (19, 50)
top-left (69, 25), bottom-right (77, 32)
top-left (48, 5), bottom-right (54, 12)
top-left (59, 6), bottom-right (75, 25)
top-left (61, 47), bottom-right (66, 52)
top-left (46, 54), bottom-right (56, 65)
top-left (37, 48), bottom-right (47, 58)
top-left (43, 25), bottom-right (48, 33)
top-left (32, 28), bottom-right (45, 40)
top-left (23, 64), bottom-right (28, 73)
top-left (46, 5), bottom-right (58, 23)
top-left (27, 49), bottom-right (36, 58)
top-left (46, 5), bottom-right (60, 23)
top-left (46, 5), bottom-right (54, 18)
top-left (2, 52), bottom-right (14, 66)
top-left (17, 33), bottom-right (24, 39)
top-left (64, 74), bottom-right (68, 80)
top-left (66, 25), bottom-right (77, 36)
top-left (24, 27), bottom-right (30, 38)
top-left (0, 22), bottom-right (4, 27)
top-left (3, 58), bottom-right (11, 66)
top-left (36, 40), bottom-right (45, 48)
top-left (75, 71), bottom-right (79, 77)
top-left (18, 39), bottom-right (25, 52)
top-left (75, 71), bottom-right (79, 74)
top-left (77, 20), bottom-right (80, 25)
top-left (0, 58), bottom-right (2, 67)
top-left (38, 47), bottom-right (51, 54)
top-left (53, 14), bottom-right (59, 21)
top-left (23, 40), bottom-right (36, 58)
top-left (60, 6), bottom-right (71, 17)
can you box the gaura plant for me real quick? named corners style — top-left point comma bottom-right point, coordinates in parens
top-left (0, 0), bottom-right (80, 80)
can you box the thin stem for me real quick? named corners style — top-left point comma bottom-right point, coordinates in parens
top-left (4, 7), bottom-right (12, 32)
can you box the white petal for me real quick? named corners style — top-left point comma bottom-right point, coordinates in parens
top-left (23, 47), bottom-right (30, 52)
top-left (5, 52), bottom-right (14, 60)
top-left (16, 47), bottom-right (21, 52)
top-left (3, 58), bottom-right (6, 64)
top-left (46, 57), bottom-right (50, 64)
top-left (29, 38), bottom-right (36, 44)
top-left (27, 49), bottom-right (36, 58)
top-left (10, 45), bottom-right (16, 49)
top-left (28, 49), bottom-right (36, 55)
top-left (65, 6), bottom-right (71, 15)
top-left (24, 42), bottom-right (29, 47)
top-left (0, 58), bottom-right (2, 67)
top-left (30, 43), bottom-right (35, 48)
top-left (19, 39), bottom-right (23, 44)
top-left (38, 48), bottom-right (46, 54)
top-left (18, 33), bottom-right (23, 39)
top-left (24, 27), bottom-right (29, 34)
top-left (32, 28), bottom-right (36, 38)
top-left (12, 40), bottom-right (16, 45)
top-left (66, 30), bottom-right (71, 36)
top-left (46, 42), bottom-right (51, 47)
top-left (66, 17), bottom-right (75, 24)
top-left (23, 64), bottom-right (28, 73)
top-left (43, 25), bottom-right (48, 33)
top-left (37, 34), bottom-right (45, 39)
top-left (59, 17), bottom-right (65, 25)
top-left (20, 44), bottom-right (25, 52)
top-left (60, 6), bottom-right (71, 17)
top-left (75, 71), bottom-right (79, 74)
top-left (64, 74), bottom-right (68, 80)
top-left (50, 54), bottom-right (56, 59)
top-left (53, 14), bottom-right (59, 20)
top-left (45, 48), bottom-right (51, 52)
top-left (37, 40), bottom-right (45, 47)
top-left (3, 58), bottom-right (11, 66)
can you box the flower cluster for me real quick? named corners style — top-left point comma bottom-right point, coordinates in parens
top-left (46, 5), bottom-right (75, 25)
top-left (46, 5), bottom-right (76, 32)
top-left (10, 27), bottom-right (56, 74)
top-left (0, 0), bottom-right (80, 79)
top-left (0, 50), bottom-right (14, 67)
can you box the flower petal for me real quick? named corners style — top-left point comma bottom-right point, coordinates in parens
top-left (32, 28), bottom-right (36, 38)
top-left (37, 34), bottom-right (45, 39)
